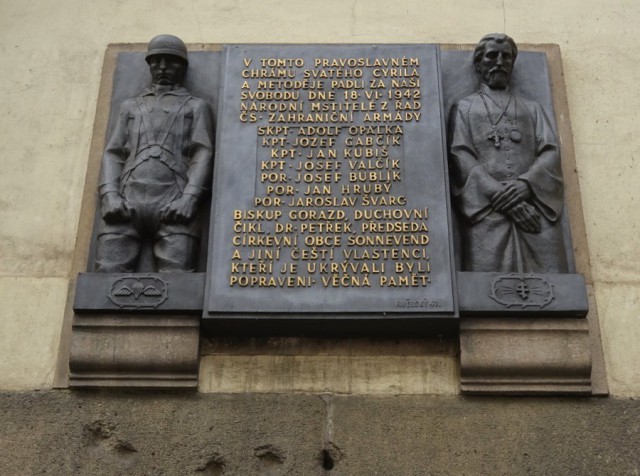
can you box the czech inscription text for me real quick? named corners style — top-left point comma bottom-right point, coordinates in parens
top-left (208, 45), bottom-right (454, 314)
top-left (230, 54), bottom-right (431, 289)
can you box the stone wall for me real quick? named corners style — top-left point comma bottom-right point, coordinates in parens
top-left (1, 391), bottom-right (639, 475)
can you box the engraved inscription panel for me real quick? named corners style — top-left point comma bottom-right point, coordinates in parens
top-left (206, 45), bottom-right (455, 315)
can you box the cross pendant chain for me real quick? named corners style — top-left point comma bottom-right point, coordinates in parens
top-left (489, 128), bottom-right (503, 148)
top-left (479, 92), bottom-right (512, 149)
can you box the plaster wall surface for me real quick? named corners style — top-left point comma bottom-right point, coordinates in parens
top-left (0, 0), bottom-right (639, 396)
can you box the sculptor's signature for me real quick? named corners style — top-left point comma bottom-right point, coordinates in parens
top-left (395, 299), bottom-right (440, 309)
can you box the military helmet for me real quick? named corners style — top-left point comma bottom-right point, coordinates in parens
top-left (145, 34), bottom-right (189, 64)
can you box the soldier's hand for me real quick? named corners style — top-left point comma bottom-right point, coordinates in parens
top-left (506, 202), bottom-right (541, 233)
top-left (491, 180), bottom-right (531, 212)
top-left (160, 194), bottom-right (198, 224)
top-left (101, 192), bottom-right (130, 223)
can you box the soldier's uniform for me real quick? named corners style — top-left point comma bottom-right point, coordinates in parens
top-left (95, 85), bottom-right (213, 272)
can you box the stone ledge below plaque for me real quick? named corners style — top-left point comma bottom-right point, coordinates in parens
top-left (69, 313), bottom-right (200, 388)
top-left (460, 318), bottom-right (591, 395)
top-left (202, 314), bottom-right (459, 338)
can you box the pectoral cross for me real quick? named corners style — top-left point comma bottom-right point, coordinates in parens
top-left (488, 128), bottom-right (503, 148)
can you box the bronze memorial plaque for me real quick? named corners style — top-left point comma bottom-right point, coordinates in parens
top-left (204, 44), bottom-right (456, 326)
